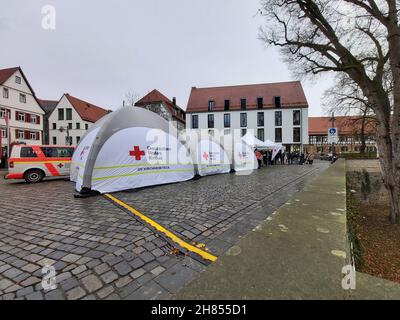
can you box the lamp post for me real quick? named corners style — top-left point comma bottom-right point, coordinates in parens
top-left (330, 112), bottom-right (336, 154)
top-left (59, 126), bottom-right (71, 146)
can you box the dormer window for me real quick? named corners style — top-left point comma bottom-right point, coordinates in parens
top-left (257, 97), bottom-right (263, 109)
top-left (208, 100), bottom-right (215, 112)
top-left (240, 99), bottom-right (247, 110)
top-left (274, 96), bottom-right (281, 109)
top-left (224, 100), bottom-right (230, 111)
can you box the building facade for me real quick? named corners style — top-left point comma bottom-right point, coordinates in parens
top-left (307, 116), bottom-right (377, 154)
top-left (38, 99), bottom-right (58, 145)
top-left (186, 81), bottom-right (309, 152)
top-left (48, 94), bottom-right (109, 146)
top-left (135, 89), bottom-right (186, 131)
top-left (0, 67), bottom-right (45, 162)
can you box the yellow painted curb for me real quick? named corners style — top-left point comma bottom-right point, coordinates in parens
top-left (104, 194), bottom-right (217, 263)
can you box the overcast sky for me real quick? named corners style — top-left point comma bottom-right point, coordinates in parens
top-left (0, 0), bottom-right (333, 115)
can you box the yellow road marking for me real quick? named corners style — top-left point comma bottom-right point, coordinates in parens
top-left (104, 193), bottom-right (217, 263)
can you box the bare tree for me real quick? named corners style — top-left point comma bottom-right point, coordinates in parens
top-left (124, 91), bottom-right (141, 107)
top-left (323, 74), bottom-right (377, 153)
top-left (259, 0), bottom-right (400, 224)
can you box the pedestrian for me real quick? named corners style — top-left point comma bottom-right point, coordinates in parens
top-left (308, 153), bottom-right (315, 165)
top-left (255, 149), bottom-right (263, 169)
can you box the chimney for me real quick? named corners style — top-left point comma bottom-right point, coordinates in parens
top-left (173, 97), bottom-right (177, 106)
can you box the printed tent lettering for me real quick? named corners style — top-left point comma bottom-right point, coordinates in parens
top-left (71, 107), bottom-right (195, 194)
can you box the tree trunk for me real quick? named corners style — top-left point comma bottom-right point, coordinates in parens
top-left (375, 125), bottom-right (400, 224)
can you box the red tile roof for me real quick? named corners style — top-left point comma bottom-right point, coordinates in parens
top-left (135, 89), bottom-right (185, 123)
top-left (0, 67), bottom-right (19, 85)
top-left (309, 116), bottom-right (377, 135)
top-left (186, 81), bottom-right (308, 112)
top-left (65, 94), bottom-right (110, 123)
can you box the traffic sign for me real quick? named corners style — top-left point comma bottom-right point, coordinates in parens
top-left (328, 127), bottom-right (339, 144)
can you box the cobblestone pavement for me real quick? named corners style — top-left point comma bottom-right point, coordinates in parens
top-left (0, 162), bottom-right (329, 300)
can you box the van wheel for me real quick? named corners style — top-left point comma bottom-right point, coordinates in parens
top-left (24, 169), bottom-right (45, 183)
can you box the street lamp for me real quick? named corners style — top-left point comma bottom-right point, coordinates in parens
top-left (59, 126), bottom-right (72, 146)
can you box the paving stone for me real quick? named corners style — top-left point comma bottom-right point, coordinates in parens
top-left (62, 254), bottom-right (81, 263)
top-left (94, 263), bottom-right (110, 275)
top-left (129, 258), bottom-right (145, 269)
top-left (25, 291), bottom-right (44, 300)
top-left (45, 289), bottom-right (65, 300)
top-left (66, 287), bottom-right (86, 300)
top-left (115, 276), bottom-right (132, 288)
top-left (101, 271), bottom-right (118, 284)
top-left (150, 266), bottom-right (165, 276)
top-left (130, 268), bottom-right (146, 279)
top-left (72, 265), bottom-right (87, 276)
top-left (21, 276), bottom-right (41, 287)
top-left (0, 279), bottom-right (13, 291)
top-left (81, 275), bottom-right (102, 293)
top-left (97, 286), bottom-right (114, 299)
top-left (21, 263), bottom-right (40, 273)
top-left (139, 252), bottom-right (155, 263)
top-left (60, 277), bottom-right (80, 291)
top-left (16, 286), bottom-right (34, 298)
top-left (114, 261), bottom-right (132, 276)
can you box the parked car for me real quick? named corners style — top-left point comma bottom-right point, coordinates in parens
top-left (5, 145), bottom-right (75, 183)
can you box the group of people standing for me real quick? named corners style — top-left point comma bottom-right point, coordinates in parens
top-left (255, 149), bottom-right (315, 169)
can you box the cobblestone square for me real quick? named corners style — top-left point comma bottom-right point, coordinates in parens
top-left (0, 162), bottom-right (329, 300)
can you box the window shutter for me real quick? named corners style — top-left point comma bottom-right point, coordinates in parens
top-left (24, 130), bottom-right (29, 139)
top-left (37, 132), bottom-right (40, 140)
top-left (16, 111), bottom-right (19, 120)
top-left (15, 129), bottom-right (19, 137)
top-left (37, 116), bottom-right (41, 125)
top-left (26, 114), bottom-right (31, 123)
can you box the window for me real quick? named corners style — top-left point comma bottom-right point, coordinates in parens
top-left (257, 97), bottom-right (263, 109)
top-left (18, 112), bottom-right (25, 122)
top-left (191, 115), bottom-right (199, 129)
top-left (58, 109), bottom-right (64, 121)
top-left (257, 112), bottom-right (264, 127)
top-left (224, 114), bottom-right (231, 128)
top-left (3, 88), bottom-right (9, 99)
top-left (76, 136), bottom-right (81, 144)
top-left (66, 136), bottom-right (73, 145)
top-left (274, 96), bottom-right (281, 108)
top-left (208, 101), bottom-right (215, 112)
top-left (41, 147), bottom-right (74, 158)
top-left (293, 127), bottom-right (301, 143)
top-left (76, 123), bottom-right (81, 130)
top-left (17, 130), bottom-right (25, 139)
top-left (275, 111), bottom-right (282, 126)
top-left (52, 137), bottom-right (57, 145)
top-left (31, 115), bottom-right (37, 124)
top-left (52, 123), bottom-right (57, 130)
top-left (240, 99), bottom-right (247, 110)
top-left (275, 128), bottom-right (282, 143)
top-left (30, 132), bottom-right (37, 140)
top-left (224, 100), bottom-right (230, 111)
top-left (293, 110), bottom-right (301, 126)
top-left (66, 108), bottom-right (73, 121)
top-left (0, 108), bottom-right (9, 119)
top-left (1, 127), bottom-right (7, 138)
top-left (240, 113), bottom-right (247, 127)
top-left (208, 114), bottom-right (214, 129)
top-left (20, 147), bottom-right (37, 158)
top-left (19, 94), bottom-right (26, 103)
top-left (68, 123), bottom-right (73, 129)
top-left (241, 129), bottom-right (247, 137)
top-left (15, 76), bottom-right (21, 84)
top-left (258, 129), bottom-right (265, 142)
top-left (85, 124), bottom-right (89, 130)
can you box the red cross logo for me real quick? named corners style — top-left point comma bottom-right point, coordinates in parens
top-left (129, 146), bottom-right (145, 161)
top-left (57, 163), bottom-right (64, 169)
top-left (203, 152), bottom-right (209, 161)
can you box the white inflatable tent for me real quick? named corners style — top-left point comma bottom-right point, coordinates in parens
top-left (71, 107), bottom-right (195, 194)
top-left (182, 132), bottom-right (231, 176)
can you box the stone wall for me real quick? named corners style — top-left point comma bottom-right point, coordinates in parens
top-left (346, 159), bottom-right (388, 204)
